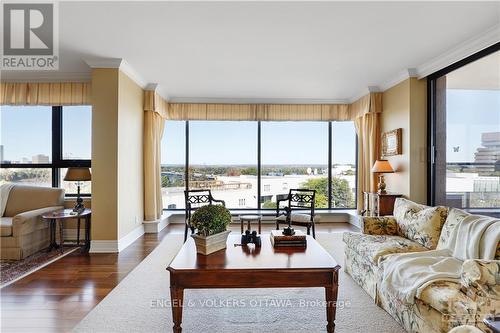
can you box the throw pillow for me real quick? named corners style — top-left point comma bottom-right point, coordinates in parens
top-left (393, 198), bottom-right (448, 249)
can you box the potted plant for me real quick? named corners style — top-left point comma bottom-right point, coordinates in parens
top-left (190, 204), bottom-right (232, 255)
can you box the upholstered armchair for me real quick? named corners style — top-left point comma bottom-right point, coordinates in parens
top-left (1, 185), bottom-right (65, 260)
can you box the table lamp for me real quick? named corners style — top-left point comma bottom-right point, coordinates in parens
top-left (64, 167), bottom-right (91, 213)
top-left (371, 160), bottom-right (394, 194)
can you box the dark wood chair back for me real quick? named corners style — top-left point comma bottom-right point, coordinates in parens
top-left (184, 189), bottom-right (225, 241)
top-left (276, 188), bottom-right (316, 238)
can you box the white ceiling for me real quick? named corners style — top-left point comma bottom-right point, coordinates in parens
top-left (2, 1), bottom-right (500, 102)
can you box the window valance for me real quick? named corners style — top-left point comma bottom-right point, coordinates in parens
top-left (0, 82), bottom-right (91, 105)
top-left (144, 90), bottom-right (168, 118)
top-left (166, 93), bottom-right (381, 121)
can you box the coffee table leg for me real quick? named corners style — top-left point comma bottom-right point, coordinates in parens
top-left (325, 285), bottom-right (338, 333)
top-left (170, 287), bottom-right (184, 333)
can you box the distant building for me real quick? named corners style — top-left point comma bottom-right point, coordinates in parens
top-left (0, 145), bottom-right (3, 162)
top-left (32, 154), bottom-right (50, 163)
top-left (474, 132), bottom-right (500, 174)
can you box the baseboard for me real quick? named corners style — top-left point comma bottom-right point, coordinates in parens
top-left (348, 213), bottom-right (361, 228)
top-left (89, 224), bottom-right (145, 253)
top-left (90, 240), bottom-right (119, 253)
top-left (143, 213), bottom-right (170, 233)
top-left (118, 224), bottom-right (144, 252)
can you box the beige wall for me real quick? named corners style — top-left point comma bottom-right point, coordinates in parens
top-left (91, 68), bottom-right (119, 240)
top-left (381, 77), bottom-right (427, 204)
top-left (117, 71), bottom-right (144, 238)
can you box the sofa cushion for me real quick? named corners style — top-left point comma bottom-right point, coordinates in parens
top-left (0, 217), bottom-right (13, 237)
top-left (394, 198), bottom-right (448, 249)
top-left (437, 208), bottom-right (470, 250)
top-left (276, 213), bottom-right (314, 224)
top-left (417, 280), bottom-right (476, 315)
top-left (343, 232), bottom-right (428, 265)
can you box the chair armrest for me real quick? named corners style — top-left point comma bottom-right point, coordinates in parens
top-left (461, 260), bottom-right (500, 300)
top-left (211, 199), bottom-right (226, 207)
top-left (12, 206), bottom-right (64, 236)
top-left (360, 216), bottom-right (398, 235)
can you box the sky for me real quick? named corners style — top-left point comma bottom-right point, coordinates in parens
top-left (1, 105), bottom-right (91, 162)
top-left (161, 120), bottom-right (356, 165)
top-left (446, 89), bottom-right (500, 163)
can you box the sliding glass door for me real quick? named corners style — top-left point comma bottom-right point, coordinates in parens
top-left (429, 45), bottom-right (500, 215)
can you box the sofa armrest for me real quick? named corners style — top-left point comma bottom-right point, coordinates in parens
top-left (461, 259), bottom-right (500, 300)
top-left (12, 206), bottom-right (64, 236)
top-left (360, 216), bottom-right (398, 235)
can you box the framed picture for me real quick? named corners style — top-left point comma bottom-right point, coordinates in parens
top-left (382, 128), bottom-right (402, 156)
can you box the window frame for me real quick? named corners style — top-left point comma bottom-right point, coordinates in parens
top-left (1, 105), bottom-right (92, 197)
top-left (427, 42), bottom-right (500, 211)
top-left (164, 120), bottom-right (357, 211)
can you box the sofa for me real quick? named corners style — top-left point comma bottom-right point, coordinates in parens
top-left (1, 184), bottom-right (65, 260)
top-left (343, 198), bottom-right (500, 333)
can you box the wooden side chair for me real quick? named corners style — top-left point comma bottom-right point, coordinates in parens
top-left (184, 189), bottom-right (225, 242)
top-left (275, 189), bottom-right (317, 238)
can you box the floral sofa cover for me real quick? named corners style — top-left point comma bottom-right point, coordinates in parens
top-left (343, 198), bottom-right (500, 333)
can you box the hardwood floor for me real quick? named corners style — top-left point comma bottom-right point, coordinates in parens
top-left (0, 222), bottom-right (358, 333)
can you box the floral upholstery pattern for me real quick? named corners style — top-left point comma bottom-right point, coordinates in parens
top-left (437, 208), bottom-right (470, 250)
top-left (361, 216), bottom-right (398, 235)
top-left (343, 232), bottom-right (427, 265)
top-left (418, 281), bottom-right (476, 316)
top-left (377, 279), bottom-right (480, 333)
top-left (393, 198), bottom-right (448, 249)
top-left (344, 246), bottom-right (380, 299)
top-left (461, 260), bottom-right (500, 300)
top-left (344, 198), bottom-right (499, 333)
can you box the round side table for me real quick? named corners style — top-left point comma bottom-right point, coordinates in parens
top-left (239, 215), bottom-right (262, 234)
top-left (41, 208), bottom-right (92, 253)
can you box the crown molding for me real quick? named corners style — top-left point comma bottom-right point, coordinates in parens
top-left (145, 83), bottom-right (159, 91)
top-left (168, 96), bottom-right (350, 104)
top-left (416, 23), bottom-right (500, 79)
top-left (377, 68), bottom-right (418, 93)
top-left (83, 57), bottom-right (147, 89)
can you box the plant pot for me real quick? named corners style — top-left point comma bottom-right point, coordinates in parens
top-left (191, 230), bottom-right (231, 255)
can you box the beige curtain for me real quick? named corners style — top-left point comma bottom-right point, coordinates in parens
top-left (352, 93), bottom-right (382, 212)
top-left (168, 103), bottom-right (351, 121)
top-left (0, 82), bottom-right (91, 105)
top-left (143, 90), bottom-right (167, 221)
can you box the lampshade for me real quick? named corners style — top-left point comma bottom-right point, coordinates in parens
top-left (371, 160), bottom-right (394, 173)
top-left (64, 167), bottom-right (92, 181)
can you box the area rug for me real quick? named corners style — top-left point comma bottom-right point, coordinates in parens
top-left (0, 246), bottom-right (79, 288)
top-left (73, 233), bottom-right (404, 333)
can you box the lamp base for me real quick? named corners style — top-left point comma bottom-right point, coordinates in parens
top-left (73, 184), bottom-right (85, 213)
top-left (377, 174), bottom-right (387, 194)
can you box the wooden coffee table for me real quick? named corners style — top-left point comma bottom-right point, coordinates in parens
top-left (167, 234), bottom-right (340, 332)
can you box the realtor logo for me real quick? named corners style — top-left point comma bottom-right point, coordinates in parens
top-left (2, 2), bottom-right (59, 70)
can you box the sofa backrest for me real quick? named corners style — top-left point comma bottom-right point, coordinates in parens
top-left (393, 198), bottom-right (448, 250)
top-left (438, 207), bottom-right (500, 260)
top-left (4, 185), bottom-right (65, 217)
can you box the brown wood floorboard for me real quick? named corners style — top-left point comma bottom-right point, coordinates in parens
top-left (0, 222), bottom-right (357, 333)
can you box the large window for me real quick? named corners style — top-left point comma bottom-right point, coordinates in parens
top-left (161, 121), bottom-right (186, 209)
top-left (161, 120), bottom-right (357, 210)
top-left (190, 121), bottom-right (258, 208)
top-left (429, 44), bottom-right (500, 214)
top-left (261, 122), bottom-right (328, 208)
top-left (1, 105), bottom-right (92, 195)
